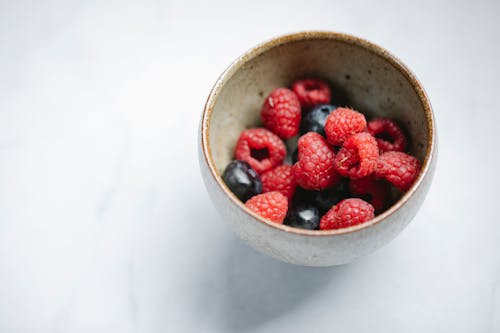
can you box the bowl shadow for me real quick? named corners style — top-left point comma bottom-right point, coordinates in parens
top-left (189, 184), bottom-right (350, 331)
top-left (201, 235), bottom-right (345, 331)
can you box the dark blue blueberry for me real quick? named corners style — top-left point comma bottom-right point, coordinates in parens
top-left (284, 204), bottom-right (320, 230)
top-left (292, 178), bottom-right (350, 214)
top-left (300, 104), bottom-right (336, 136)
top-left (222, 160), bottom-right (262, 202)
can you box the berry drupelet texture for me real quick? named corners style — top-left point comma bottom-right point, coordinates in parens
top-left (261, 88), bottom-right (302, 139)
top-left (293, 132), bottom-right (340, 190)
top-left (291, 78), bottom-right (331, 108)
top-left (334, 132), bottom-right (379, 179)
top-left (261, 165), bottom-right (297, 200)
top-left (235, 128), bottom-right (286, 174)
top-left (375, 151), bottom-right (421, 191)
top-left (325, 107), bottom-right (367, 146)
top-left (320, 198), bottom-right (375, 230)
top-left (367, 118), bottom-right (408, 153)
top-left (245, 191), bottom-right (288, 224)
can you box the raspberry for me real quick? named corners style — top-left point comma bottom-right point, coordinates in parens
top-left (245, 191), bottom-right (288, 224)
top-left (375, 151), bottom-right (421, 191)
top-left (292, 132), bottom-right (340, 190)
top-left (261, 165), bottom-right (297, 200)
top-left (319, 198), bottom-right (375, 230)
top-left (334, 132), bottom-right (379, 179)
top-left (367, 118), bottom-right (408, 153)
top-left (291, 78), bottom-right (331, 108)
top-left (261, 88), bottom-right (301, 139)
top-left (349, 177), bottom-right (390, 213)
top-left (235, 128), bottom-right (286, 174)
top-left (325, 107), bottom-right (367, 146)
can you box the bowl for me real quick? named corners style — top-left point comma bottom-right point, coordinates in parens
top-left (198, 31), bottom-right (436, 266)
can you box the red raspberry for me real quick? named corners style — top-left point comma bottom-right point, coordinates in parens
top-left (292, 132), bottom-right (340, 190)
top-left (291, 78), bottom-right (331, 108)
top-left (375, 151), bottom-right (421, 191)
top-left (235, 128), bottom-right (286, 174)
top-left (320, 198), bottom-right (375, 230)
top-left (367, 118), bottom-right (408, 153)
top-left (245, 191), bottom-right (288, 224)
top-left (325, 107), bottom-right (367, 146)
top-left (261, 165), bottom-right (297, 200)
top-left (334, 132), bottom-right (379, 179)
top-left (261, 88), bottom-right (301, 139)
top-left (349, 177), bottom-right (390, 213)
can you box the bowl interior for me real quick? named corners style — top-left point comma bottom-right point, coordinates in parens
top-left (205, 33), bottom-right (430, 201)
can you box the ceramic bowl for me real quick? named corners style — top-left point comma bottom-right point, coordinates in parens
top-left (199, 31), bottom-right (436, 266)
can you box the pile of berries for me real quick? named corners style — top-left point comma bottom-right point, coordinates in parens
top-left (222, 78), bottom-right (421, 230)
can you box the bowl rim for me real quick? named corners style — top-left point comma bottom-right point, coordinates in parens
top-left (200, 30), bottom-right (436, 236)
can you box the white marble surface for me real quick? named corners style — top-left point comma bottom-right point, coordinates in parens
top-left (0, 0), bottom-right (499, 332)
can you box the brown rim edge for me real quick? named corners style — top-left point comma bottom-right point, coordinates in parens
top-left (201, 30), bottom-right (436, 237)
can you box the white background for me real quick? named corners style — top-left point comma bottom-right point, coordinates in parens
top-left (1, 0), bottom-right (499, 332)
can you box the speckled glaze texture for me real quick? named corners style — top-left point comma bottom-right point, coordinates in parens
top-left (199, 31), bottom-right (437, 266)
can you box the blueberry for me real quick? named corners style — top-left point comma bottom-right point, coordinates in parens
top-left (284, 204), bottom-right (320, 230)
top-left (222, 160), bottom-right (262, 202)
top-left (300, 104), bottom-right (336, 136)
top-left (309, 188), bottom-right (348, 214)
top-left (293, 178), bottom-right (350, 214)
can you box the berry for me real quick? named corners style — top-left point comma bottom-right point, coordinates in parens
top-left (261, 165), bottom-right (297, 200)
top-left (292, 78), bottom-right (331, 108)
top-left (235, 128), bottom-right (286, 174)
top-left (284, 204), bottom-right (320, 230)
top-left (375, 151), bottom-right (421, 191)
top-left (320, 198), bottom-right (375, 230)
top-left (300, 104), bottom-right (336, 136)
top-left (325, 107), bottom-right (367, 146)
top-left (222, 160), bottom-right (262, 202)
top-left (334, 132), bottom-right (379, 179)
top-left (292, 132), bottom-right (340, 190)
top-left (349, 177), bottom-right (389, 213)
top-left (293, 178), bottom-right (350, 214)
top-left (245, 191), bottom-right (288, 224)
top-left (367, 118), bottom-right (408, 153)
top-left (261, 88), bottom-right (301, 139)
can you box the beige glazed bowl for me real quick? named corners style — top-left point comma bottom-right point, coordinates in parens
top-left (199, 31), bottom-right (436, 266)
